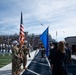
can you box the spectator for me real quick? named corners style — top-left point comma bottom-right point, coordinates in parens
top-left (52, 41), bottom-right (67, 75)
top-left (41, 45), bottom-right (45, 58)
top-left (65, 43), bottom-right (72, 63)
top-left (48, 43), bottom-right (57, 70)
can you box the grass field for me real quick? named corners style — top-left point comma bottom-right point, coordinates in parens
top-left (0, 54), bottom-right (12, 68)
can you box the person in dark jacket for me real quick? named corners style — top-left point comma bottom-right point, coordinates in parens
top-left (65, 43), bottom-right (72, 63)
top-left (52, 41), bottom-right (67, 75)
top-left (48, 43), bottom-right (57, 69)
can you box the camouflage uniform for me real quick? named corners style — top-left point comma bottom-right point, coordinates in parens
top-left (22, 44), bottom-right (29, 69)
top-left (12, 44), bottom-right (22, 75)
top-left (18, 46), bottom-right (23, 72)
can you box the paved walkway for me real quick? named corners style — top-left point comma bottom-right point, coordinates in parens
top-left (0, 63), bottom-right (12, 75)
top-left (22, 52), bottom-right (76, 75)
top-left (0, 50), bottom-right (76, 75)
top-left (22, 50), bottom-right (52, 75)
top-left (0, 49), bottom-right (39, 75)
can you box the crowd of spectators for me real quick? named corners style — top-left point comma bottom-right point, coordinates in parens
top-left (0, 34), bottom-right (40, 53)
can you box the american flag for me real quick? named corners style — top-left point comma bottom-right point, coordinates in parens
top-left (19, 12), bottom-right (25, 46)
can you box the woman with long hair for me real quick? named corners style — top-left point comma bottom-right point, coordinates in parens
top-left (52, 41), bottom-right (67, 75)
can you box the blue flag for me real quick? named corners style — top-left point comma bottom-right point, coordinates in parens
top-left (40, 27), bottom-right (49, 56)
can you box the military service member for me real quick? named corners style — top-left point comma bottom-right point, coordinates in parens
top-left (12, 41), bottom-right (22, 75)
top-left (22, 41), bottom-right (29, 69)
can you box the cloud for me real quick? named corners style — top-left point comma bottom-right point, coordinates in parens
top-left (0, 0), bottom-right (76, 41)
top-left (0, 20), bottom-right (8, 24)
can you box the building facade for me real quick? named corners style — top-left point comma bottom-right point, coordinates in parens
top-left (65, 36), bottom-right (76, 54)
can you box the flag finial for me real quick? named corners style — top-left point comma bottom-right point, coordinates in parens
top-left (20, 12), bottom-right (23, 24)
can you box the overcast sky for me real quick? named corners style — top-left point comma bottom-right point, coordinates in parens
top-left (0, 0), bottom-right (76, 41)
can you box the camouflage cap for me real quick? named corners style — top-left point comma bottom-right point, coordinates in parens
top-left (24, 40), bottom-right (28, 44)
top-left (12, 40), bottom-right (18, 44)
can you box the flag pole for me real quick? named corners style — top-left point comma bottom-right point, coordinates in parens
top-left (56, 31), bottom-right (57, 41)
